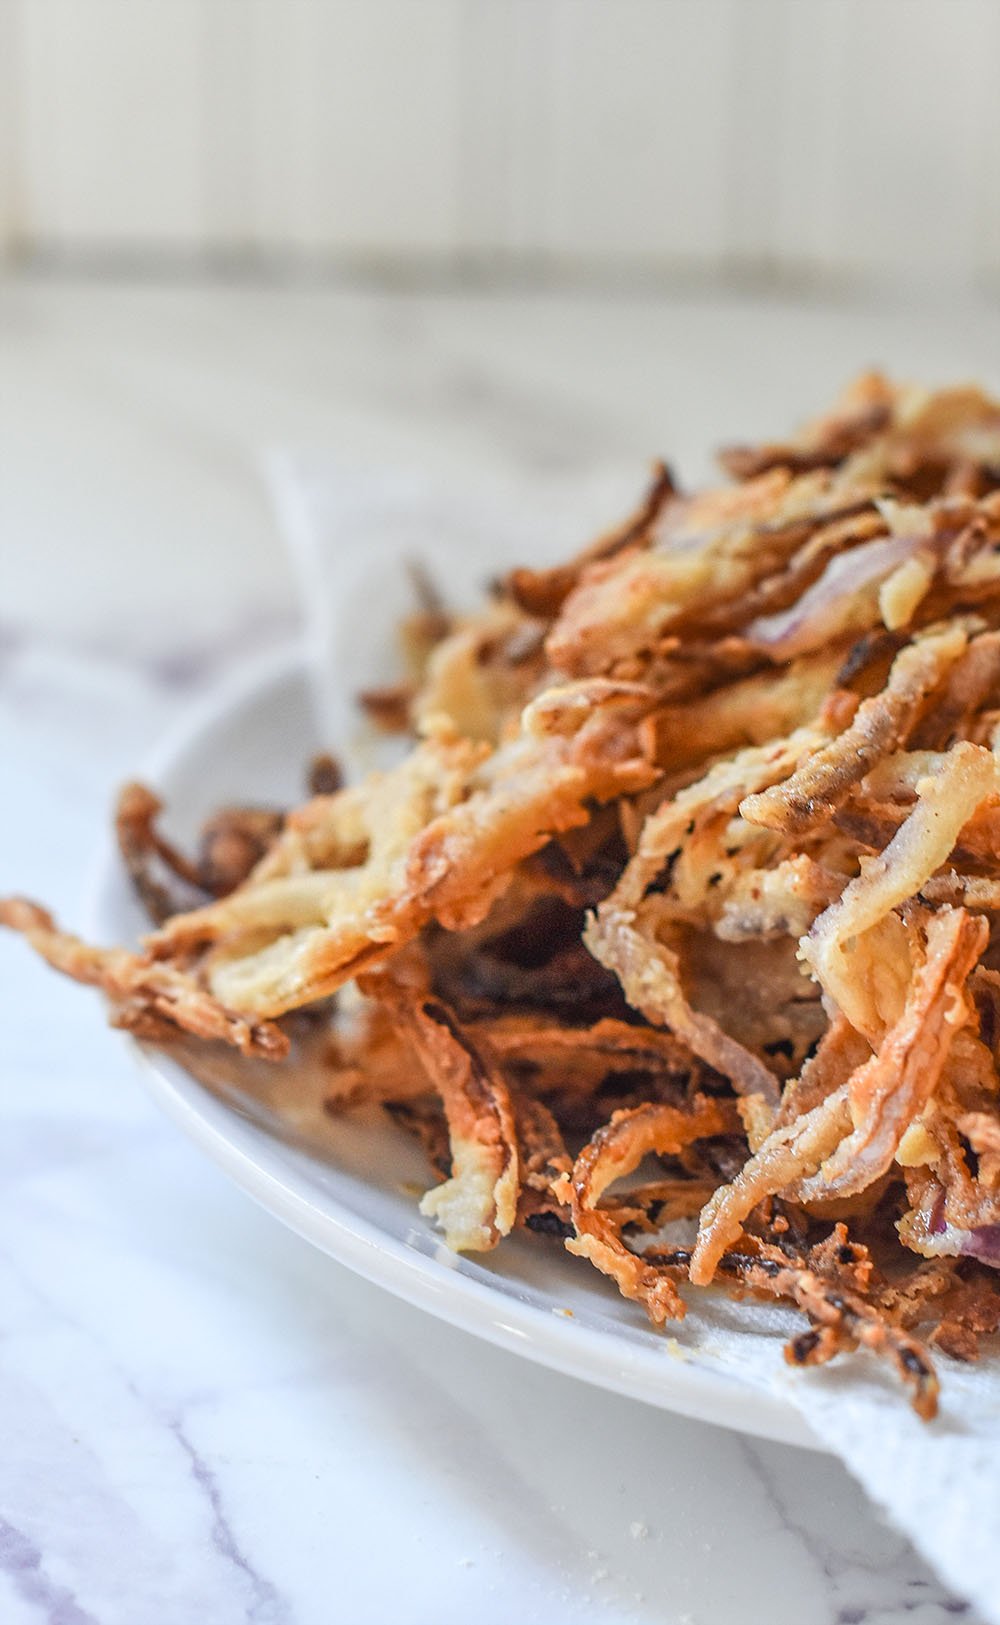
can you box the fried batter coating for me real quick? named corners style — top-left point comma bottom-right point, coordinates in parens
top-left (508, 461), bottom-right (676, 619)
top-left (795, 907), bottom-right (986, 1202)
top-left (116, 782), bottom-right (285, 924)
top-left (0, 897), bottom-right (286, 1058)
top-left (740, 625), bottom-right (969, 838)
top-left (558, 1096), bottom-right (737, 1325)
top-left (149, 687), bottom-right (654, 1019)
top-left (802, 742), bottom-right (998, 1038)
top-left (364, 962), bottom-right (521, 1253)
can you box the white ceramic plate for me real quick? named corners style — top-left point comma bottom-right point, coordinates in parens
top-left (89, 648), bottom-right (820, 1450)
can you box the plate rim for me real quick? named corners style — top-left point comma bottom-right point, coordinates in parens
top-left (85, 644), bottom-right (821, 1453)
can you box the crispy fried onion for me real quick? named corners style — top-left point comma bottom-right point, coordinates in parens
top-left (367, 972), bottom-right (520, 1253)
top-left (512, 1093), bottom-right (573, 1234)
top-left (795, 908), bottom-right (986, 1202)
top-left (586, 905), bottom-right (782, 1102)
top-left (482, 1012), bottom-right (698, 1070)
top-left (649, 1231), bottom-right (940, 1420)
top-left (743, 532), bottom-right (929, 662)
top-left (692, 907), bottom-right (986, 1282)
top-left (718, 372), bottom-right (894, 479)
top-left (547, 467), bottom-right (842, 678)
top-left (690, 1087), bottom-right (851, 1285)
top-left (116, 781), bottom-right (206, 923)
top-left (148, 686), bottom-right (654, 1019)
top-left (116, 780), bottom-right (284, 923)
top-left (12, 372), bottom-right (1000, 1420)
top-left (584, 726), bottom-right (844, 1102)
top-left (740, 624), bottom-right (969, 837)
top-left (802, 742), bottom-right (998, 1038)
top-left (0, 897), bottom-right (287, 1058)
top-left (508, 461), bottom-right (676, 619)
top-left (557, 1096), bottom-right (737, 1324)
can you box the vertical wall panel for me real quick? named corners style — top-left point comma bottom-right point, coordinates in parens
top-left (1, 0), bottom-right (999, 288)
top-left (200, 0), bottom-right (256, 255)
top-left (455, 1), bottom-right (515, 261)
top-left (17, 0), bottom-right (207, 248)
top-left (723, 0), bottom-right (792, 275)
top-left (245, 0), bottom-right (466, 258)
top-left (0, 1), bottom-right (20, 250)
top-left (504, 0), bottom-right (559, 263)
top-left (769, 1), bottom-right (851, 279)
top-left (974, 3), bottom-right (1000, 287)
top-left (541, 0), bottom-right (732, 267)
top-left (810, 0), bottom-right (993, 285)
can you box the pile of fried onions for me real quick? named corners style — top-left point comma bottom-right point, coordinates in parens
top-left (13, 372), bottom-right (1000, 1417)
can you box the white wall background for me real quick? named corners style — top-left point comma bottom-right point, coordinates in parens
top-left (1, 0), bottom-right (999, 291)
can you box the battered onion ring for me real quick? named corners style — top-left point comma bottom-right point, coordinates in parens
top-left (148, 689), bottom-right (655, 1019)
top-left (585, 904), bottom-right (781, 1102)
top-left (0, 897), bottom-right (287, 1059)
top-left (740, 625), bottom-right (969, 838)
top-left (653, 1236), bottom-right (940, 1420)
top-left (689, 1088), bottom-right (852, 1285)
top-left (796, 907), bottom-right (986, 1202)
top-left (115, 781), bottom-right (205, 923)
top-left (560, 1096), bottom-right (737, 1324)
top-left (367, 974), bottom-right (521, 1254)
top-left (802, 742), bottom-right (998, 1038)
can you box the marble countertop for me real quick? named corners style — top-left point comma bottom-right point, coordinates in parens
top-left (2, 274), bottom-right (996, 1625)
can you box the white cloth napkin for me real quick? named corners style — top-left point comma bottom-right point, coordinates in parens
top-left (267, 450), bottom-right (1000, 1624)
